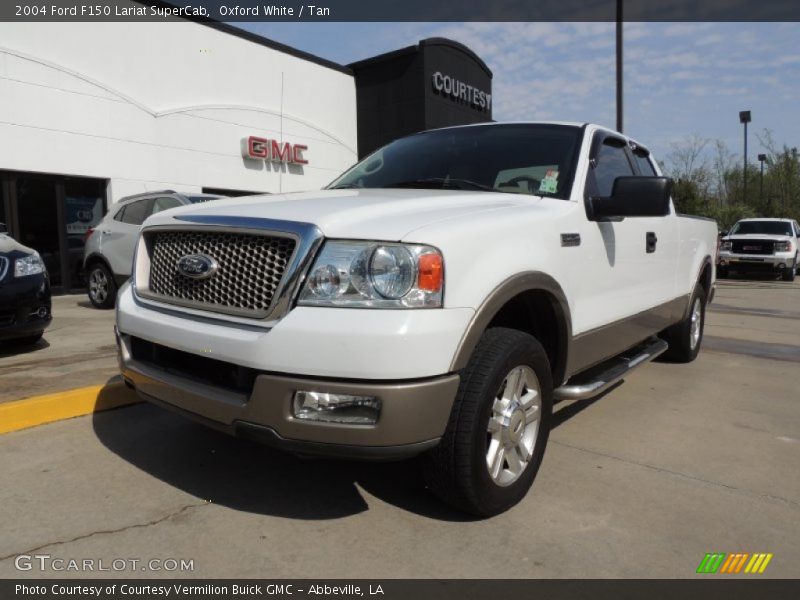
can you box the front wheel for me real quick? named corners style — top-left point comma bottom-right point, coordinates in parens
top-left (660, 284), bottom-right (707, 363)
top-left (422, 328), bottom-right (553, 517)
top-left (782, 258), bottom-right (796, 282)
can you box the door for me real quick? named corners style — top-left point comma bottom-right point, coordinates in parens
top-left (100, 198), bottom-right (153, 277)
top-left (571, 134), bottom-right (676, 335)
top-left (15, 176), bottom-right (63, 288)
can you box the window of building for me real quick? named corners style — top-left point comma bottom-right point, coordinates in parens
top-left (0, 170), bottom-right (106, 291)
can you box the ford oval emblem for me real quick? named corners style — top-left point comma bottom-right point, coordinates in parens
top-left (177, 254), bottom-right (218, 280)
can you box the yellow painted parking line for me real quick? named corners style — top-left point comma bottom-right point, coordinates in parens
top-left (0, 381), bottom-right (141, 435)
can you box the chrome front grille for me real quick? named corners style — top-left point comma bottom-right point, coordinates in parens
top-left (143, 230), bottom-right (297, 318)
top-left (731, 240), bottom-right (774, 255)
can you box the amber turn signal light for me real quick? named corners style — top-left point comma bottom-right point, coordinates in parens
top-left (417, 253), bottom-right (443, 291)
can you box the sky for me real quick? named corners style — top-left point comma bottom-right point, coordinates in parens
top-left (237, 21), bottom-right (800, 167)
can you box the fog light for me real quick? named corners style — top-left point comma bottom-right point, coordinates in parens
top-left (292, 391), bottom-right (381, 425)
top-left (778, 263), bottom-right (786, 270)
top-left (719, 259), bottom-right (727, 266)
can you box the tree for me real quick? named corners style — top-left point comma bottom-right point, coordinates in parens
top-left (664, 130), bottom-right (800, 225)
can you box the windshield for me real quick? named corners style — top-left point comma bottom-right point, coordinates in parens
top-left (328, 124), bottom-right (582, 199)
top-left (187, 195), bottom-right (222, 204)
top-left (730, 221), bottom-right (792, 236)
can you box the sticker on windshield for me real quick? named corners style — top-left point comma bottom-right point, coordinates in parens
top-left (539, 170), bottom-right (559, 194)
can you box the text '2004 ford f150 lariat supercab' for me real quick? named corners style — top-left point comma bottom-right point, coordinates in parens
top-left (116, 123), bottom-right (718, 516)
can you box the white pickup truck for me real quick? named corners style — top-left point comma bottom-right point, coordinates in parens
top-left (116, 122), bottom-right (717, 516)
top-left (718, 218), bottom-right (799, 281)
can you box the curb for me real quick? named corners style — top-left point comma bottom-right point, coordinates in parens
top-left (0, 380), bottom-right (142, 435)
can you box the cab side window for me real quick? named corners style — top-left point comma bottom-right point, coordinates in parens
top-left (592, 141), bottom-right (635, 197)
top-left (633, 151), bottom-right (657, 176)
top-left (119, 199), bottom-right (154, 226)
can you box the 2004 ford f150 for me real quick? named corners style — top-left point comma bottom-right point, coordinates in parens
top-left (115, 122), bottom-right (718, 516)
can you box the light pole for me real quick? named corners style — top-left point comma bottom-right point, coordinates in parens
top-left (739, 110), bottom-right (751, 203)
top-left (616, 0), bottom-right (623, 133)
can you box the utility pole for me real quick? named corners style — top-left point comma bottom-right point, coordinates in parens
top-left (739, 110), bottom-right (751, 203)
top-left (758, 153), bottom-right (767, 212)
top-left (616, 0), bottom-right (623, 133)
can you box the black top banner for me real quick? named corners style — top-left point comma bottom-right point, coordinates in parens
top-left (3, 0), bottom-right (800, 22)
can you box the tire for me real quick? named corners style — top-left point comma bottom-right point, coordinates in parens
top-left (783, 255), bottom-right (798, 281)
top-left (660, 284), bottom-right (707, 363)
top-left (86, 262), bottom-right (118, 309)
top-left (422, 327), bottom-right (553, 517)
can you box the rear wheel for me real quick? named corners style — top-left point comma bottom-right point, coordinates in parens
top-left (87, 262), bottom-right (117, 309)
top-left (660, 284), bottom-right (707, 363)
top-left (422, 328), bottom-right (553, 517)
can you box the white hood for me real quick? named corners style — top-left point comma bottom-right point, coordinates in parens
top-left (145, 188), bottom-right (536, 241)
top-left (724, 233), bottom-right (793, 242)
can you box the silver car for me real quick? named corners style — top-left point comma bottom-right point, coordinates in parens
top-left (83, 190), bottom-right (223, 308)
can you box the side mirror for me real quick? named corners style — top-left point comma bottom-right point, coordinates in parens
top-left (588, 176), bottom-right (673, 221)
top-left (0, 222), bottom-right (7, 234)
top-left (719, 230), bottom-right (728, 237)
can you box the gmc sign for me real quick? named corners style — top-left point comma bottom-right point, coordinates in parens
top-left (243, 136), bottom-right (308, 165)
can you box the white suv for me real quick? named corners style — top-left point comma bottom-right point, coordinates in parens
top-left (83, 191), bottom-right (222, 308)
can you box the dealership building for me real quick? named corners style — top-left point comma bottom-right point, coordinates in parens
top-left (0, 6), bottom-right (492, 292)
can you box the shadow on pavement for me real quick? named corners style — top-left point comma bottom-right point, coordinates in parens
top-left (92, 385), bottom-right (478, 523)
top-left (551, 384), bottom-right (619, 430)
top-left (0, 336), bottom-right (50, 359)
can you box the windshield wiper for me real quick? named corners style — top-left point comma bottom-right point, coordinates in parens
top-left (384, 178), bottom-right (494, 192)
top-left (328, 183), bottom-right (362, 190)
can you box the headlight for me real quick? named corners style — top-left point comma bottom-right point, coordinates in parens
top-left (775, 240), bottom-right (792, 252)
top-left (720, 240), bottom-right (732, 252)
top-left (298, 241), bottom-right (443, 308)
top-left (14, 253), bottom-right (45, 277)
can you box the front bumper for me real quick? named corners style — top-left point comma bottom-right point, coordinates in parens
top-left (0, 273), bottom-right (52, 341)
top-left (719, 252), bottom-right (795, 271)
top-left (117, 330), bottom-right (459, 460)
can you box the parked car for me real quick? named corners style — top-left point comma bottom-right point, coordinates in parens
top-left (115, 122), bottom-right (717, 516)
top-left (83, 190), bottom-right (223, 308)
top-left (718, 218), bottom-right (800, 281)
top-left (0, 222), bottom-right (52, 345)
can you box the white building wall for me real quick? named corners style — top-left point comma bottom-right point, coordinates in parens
top-left (0, 13), bottom-right (358, 203)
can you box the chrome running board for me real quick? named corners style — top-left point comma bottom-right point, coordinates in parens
top-left (554, 337), bottom-right (668, 401)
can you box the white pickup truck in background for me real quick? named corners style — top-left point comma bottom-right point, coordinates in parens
top-left (115, 122), bottom-right (718, 516)
top-left (718, 218), bottom-right (800, 281)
